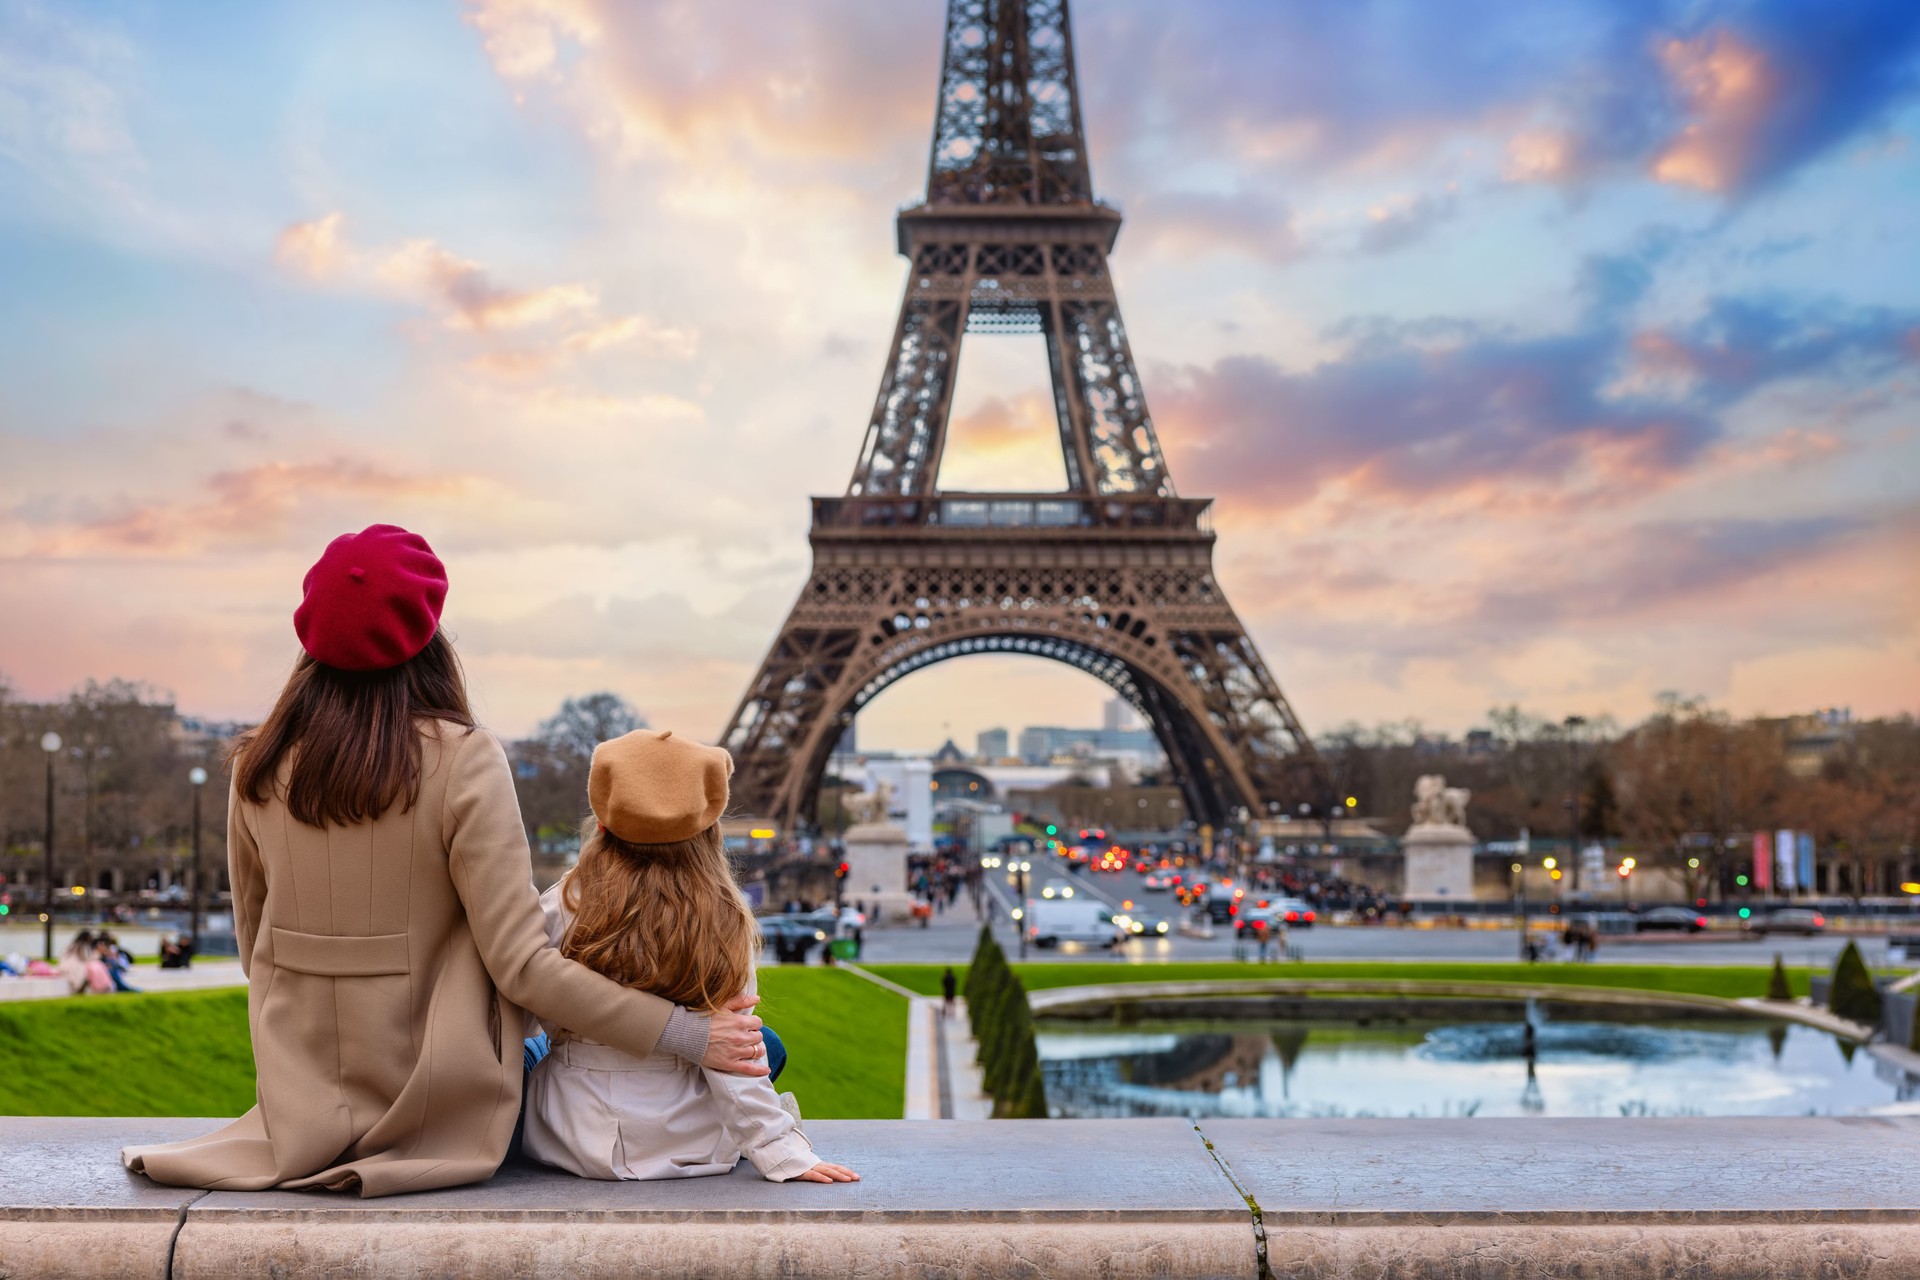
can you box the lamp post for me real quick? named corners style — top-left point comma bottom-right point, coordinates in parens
top-left (1012, 858), bottom-right (1031, 959)
top-left (1562, 715), bottom-right (1586, 892)
top-left (40, 732), bottom-right (61, 961)
top-left (1512, 861), bottom-right (1528, 961)
top-left (188, 766), bottom-right (209, 960)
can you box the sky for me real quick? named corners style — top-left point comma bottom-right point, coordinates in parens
top-left (1, 0), bottom-right (1917, 752)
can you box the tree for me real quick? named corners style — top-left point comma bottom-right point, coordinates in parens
top-left (508, 693), bottom-right (647, 844)
top-left (537, 693), bottom-right (646, 761)
top-left (1768, 954), bottom-right (1792, 1002)
top-left (1828, 941), bottom-right (1881, 1028)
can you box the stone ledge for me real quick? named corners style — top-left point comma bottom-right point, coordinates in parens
top-left (7, 1116), bottom-right (1920, 1278)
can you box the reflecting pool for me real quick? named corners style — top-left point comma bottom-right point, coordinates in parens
top-left (1038, 1014), bottom-right (1920, 1119)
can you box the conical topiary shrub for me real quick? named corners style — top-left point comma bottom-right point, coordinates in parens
top-left (1767, 954), bottom-right (1793, 1002)
top-left (1829, 940), bottom-right (1882, 1029)
top-left (981, 976), bottom-right (1024, 1093)
top-left (1015, 1059), bottom-right (1050, 1119)
top-left (967, 939), bottom-right (1009, 1040)
top-left (963, 925), bottom-right (992, 1002)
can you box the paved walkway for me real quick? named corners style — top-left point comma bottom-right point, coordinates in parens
top-left (10, 1115), bottom-right (1920, 1277)
top-left (0, 962), bottom-right (247, 1003)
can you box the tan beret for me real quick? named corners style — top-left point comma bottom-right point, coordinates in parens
top-left (588, 729), bottom-right (733, 844)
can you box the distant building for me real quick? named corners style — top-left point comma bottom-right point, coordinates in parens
top-left (1018, 724), bottom-right (1161, 766)
top-left (976, 727), bottom-right (1009, 761)
top-left (1780, 707), bottom-right (1854, 779)
top-left (1102, 697), bottom-right (1141, 732)
top-left (832, 719), bottom-right (858, 756)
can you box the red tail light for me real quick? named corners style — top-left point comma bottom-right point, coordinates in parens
top-left (1695, 917), bottom-right (1707, 928)
top-left (1228, 903), bottom-right (1239, 915)
top-left (1814, 915), bottom-right (1826, 926)
top-left (1306, 911), bottom-right (1316, 922)
top-left (1257, 899), bottom-right (1270, 909)
top-left (1285, 911), bottom-right (1299, 922)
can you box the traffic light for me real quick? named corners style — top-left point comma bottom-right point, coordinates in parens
top-left (835, 861), bottom-right (849, 879)
top-left (1045, 824), bottom-right (1057, 836)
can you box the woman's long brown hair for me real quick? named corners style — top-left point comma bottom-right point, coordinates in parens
top-left (559, 819), bottom-right (758, 1013)
top-left (231, 631), bottom-right (474, 827)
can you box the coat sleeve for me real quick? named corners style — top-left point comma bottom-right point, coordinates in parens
top-left (442, 728), bottom-right (677, 1061)
top-left (228, 782), bottom-right (265, 980)
top-left (700, 971), bottom-right (818, 1182)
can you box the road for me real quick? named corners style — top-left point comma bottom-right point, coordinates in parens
top-left (845, 849), bottom-right (1903, 971)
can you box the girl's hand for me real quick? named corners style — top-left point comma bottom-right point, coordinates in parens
top-left (794, 1162), bottom-right (860, 1183)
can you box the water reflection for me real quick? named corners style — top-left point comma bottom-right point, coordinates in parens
top-left (1038, 1016), bottom-right (1920, 1119)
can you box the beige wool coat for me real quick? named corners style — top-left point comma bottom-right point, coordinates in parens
top-left (122, 721), bottom-right (683, 1197)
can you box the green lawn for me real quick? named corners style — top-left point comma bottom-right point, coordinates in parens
top-left (0, 968), bottom-right (907, 1120)
top-left (756, 966), bottom-right (906, 1119)
top-left (0, 988), bottom-right (257, 1116)
top-left (865, 961), bottom-right (1816, 1002)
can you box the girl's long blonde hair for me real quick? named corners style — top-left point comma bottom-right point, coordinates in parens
top-left (558, 817), bottom-right (758, 1013)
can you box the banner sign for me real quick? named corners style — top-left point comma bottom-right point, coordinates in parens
top-left (1777, 828), bottom-right (1797, 892)
top-left (1753, 831), bottom-right (1771, 890)
top-left (1797, 831), bottom-right (1816, 893)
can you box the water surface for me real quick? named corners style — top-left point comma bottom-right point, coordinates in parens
top-left (1039, 1017), bottom-right (1920, 1119)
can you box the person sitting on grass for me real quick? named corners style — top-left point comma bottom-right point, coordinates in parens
top-left (522, 729), bottom-right (859, 1187)
top-left (59, 929), bottom-right (96, 995)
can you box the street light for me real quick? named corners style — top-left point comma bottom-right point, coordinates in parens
top-left (188, 765), bottom-right (209, 959)
top-left (1012, 858), bottom-right (1031, 959)
top-left (40, 731), bottom-right (61, 961)
top-left (1512, 861), bottom-right (1529, 961)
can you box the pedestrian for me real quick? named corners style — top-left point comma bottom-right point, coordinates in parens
top-left (941, 966), bottom-right (957, 1018)
top-left (58, 929), bottom-right (95, 995)
top-left (122, 523), bottom-right (771, 1197)
top-left (521, 729), bottom-right (858, 1186)
top-left (852, 921), bottom-right (865, 959)
top-left (96, 934), bottom-right (139, 993)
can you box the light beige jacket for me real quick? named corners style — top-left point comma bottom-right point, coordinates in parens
top-left (522, 882), bottom-right (818, 1182)
top-left (122, 722), bottom-right (685, 1197)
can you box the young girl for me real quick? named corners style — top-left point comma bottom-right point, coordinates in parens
top-left (522, 728), bottom-right (859, 1186)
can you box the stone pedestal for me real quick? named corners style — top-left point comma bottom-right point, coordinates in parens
top-left (842, 821), bottom-right (915, 925)
top-left (1401, 823), bottom-right (1475, 899)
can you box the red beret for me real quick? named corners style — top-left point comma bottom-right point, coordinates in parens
top-left (293, 524), bottom-right (448, 671)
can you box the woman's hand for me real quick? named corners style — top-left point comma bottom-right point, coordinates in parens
top-left (794, 1162), bottom-right (860, 1183)
top-left (701, 992), bottom-right (769, 1076)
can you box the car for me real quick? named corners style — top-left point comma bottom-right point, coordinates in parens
top-left (758, 917), bottom-right (828, 963)
top-left (1746, 907), bottom-right (1826, 936)
top-left (1112, 911), bottom-right (1171, 939)
top-left (1141, 873), bottom-right (1171, 891)
top-left (1266, 897), bottom-right (1316, 928)
top-left (1039, 878), bottom-right (1078, 900)
top-left (1634, 906), bottom-right (1707, 933)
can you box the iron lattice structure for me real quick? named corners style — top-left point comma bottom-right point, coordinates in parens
top-left (721, 0), bottom-right (1318, 831)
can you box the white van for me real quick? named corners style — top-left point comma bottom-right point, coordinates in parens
top-left (1023, 897), bottom-right (1127, 948)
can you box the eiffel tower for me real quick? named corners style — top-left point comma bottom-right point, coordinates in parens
top-left (720, 0), bottom-right (1318, 832)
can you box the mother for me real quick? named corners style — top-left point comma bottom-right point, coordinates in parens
top-left (124, 524), bottom-right (767, 1196)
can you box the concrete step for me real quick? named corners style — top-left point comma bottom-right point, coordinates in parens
top-left (8, 1115), bottom-right (1920, 1277)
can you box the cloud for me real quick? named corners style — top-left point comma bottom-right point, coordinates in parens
top-left (462, 0), bottom-right (937, 172)
top-left (0, 3), bottom-right (141, 191)
top-left (273, 211), bottom-right (695, 368)
top-left (30, 459), bottom-right (479, 556)
top-left (1155, 286), bottom-right (1920, 514)
top-left (1357, 190), bottom-right (1459, 255)
top-left (1131, 190), bottom-right (1305, 263)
